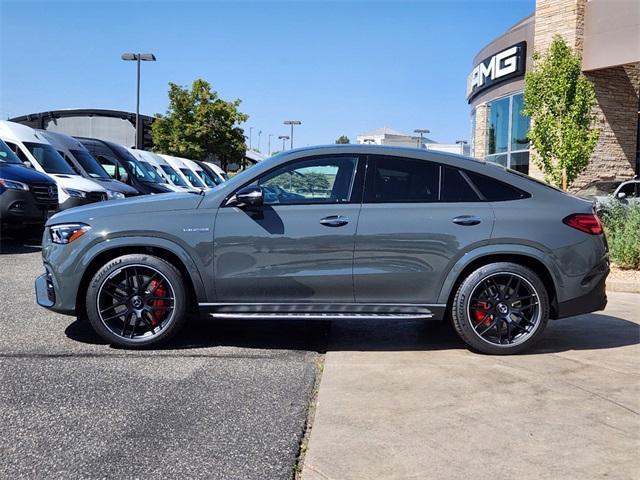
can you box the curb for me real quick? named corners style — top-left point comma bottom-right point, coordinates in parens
top-left (607, 282), bottom-right (640, 294)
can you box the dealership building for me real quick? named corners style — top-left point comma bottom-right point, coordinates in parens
top-left (468, 0), bottom-right (639, 188)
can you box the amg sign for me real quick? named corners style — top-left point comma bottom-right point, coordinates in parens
top-left (467, 42), bottom-right (526, 101)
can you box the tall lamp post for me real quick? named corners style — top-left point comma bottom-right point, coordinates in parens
top-left (248, 126), bottom-right (254, 150)
top-left (413, 129), bottom-right (430, 149)
top-left (268, 134), bottom-right (274, 155)
top-left (257, 130), bottom-right (262, 152)
top-left (278, 135), bottom-right (290, 151)
top-left (121, 53), bottom-right (156, 149)
top-left (456, 140), bottom-right (468, 155)
top-left (283, 120), bottom-right (301, 149)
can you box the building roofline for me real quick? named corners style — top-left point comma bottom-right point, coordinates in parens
top-left (9, 108), bottom-right (155, 123)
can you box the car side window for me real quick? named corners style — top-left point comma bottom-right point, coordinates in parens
top-left (257, 156), bottom-right (357, 205)
top-left (618, 182), bottom-right (638, 198)
top-left (365, 156), bottom-right (439, 203)
top-left (465, 171), bottom-right (529, 201)
top-left (4, 141), bottom-right (32, 167)
top-left (440, 166), bottom-right (481, 202)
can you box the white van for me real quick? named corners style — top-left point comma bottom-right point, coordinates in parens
top-left (127, 149), bottom-right (195, 192)
top-left (158, 154), bottom-right (207, 190)
top-left (203, 161), bottom-right (228, 183)
top-left (181, 157), bottom-right (217, 190)
top-left (126, 149), bottom-right (190, 193)
top-left (0, 121), bottom-right (107, 209)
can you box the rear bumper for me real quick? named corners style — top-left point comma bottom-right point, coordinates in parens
top-left (556, 268), bottom-right (608, 319)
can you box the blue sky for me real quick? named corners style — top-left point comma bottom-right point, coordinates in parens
top-left (0, 0), bottom-right (534, 149)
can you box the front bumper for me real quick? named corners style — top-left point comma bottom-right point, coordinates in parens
top-left (1, 189), bottom-right (55, 225)
top-left (35, 271), bottom-right (55, 308)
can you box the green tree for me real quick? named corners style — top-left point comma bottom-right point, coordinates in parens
top-left (335, 135), bottom-right (350, 144)
top-left (152, 79), bottom-right (249, 170)
top-left (523, 36), bottom-right (599, 188)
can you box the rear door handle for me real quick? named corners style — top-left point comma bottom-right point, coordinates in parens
top-left (452, 215), bottom-right (482, 226)
top-left (320, 215), bottom-right (349, 227)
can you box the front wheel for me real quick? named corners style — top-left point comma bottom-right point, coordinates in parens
top-left (86, 254), bottom-right (187, 348)
top-left (451, 262), bottom-right (549, 355)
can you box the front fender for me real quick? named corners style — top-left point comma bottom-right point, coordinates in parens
top-left (77, 235), bottom-right (209, 303)
top-left (435, 244), bottom-right (562, 305)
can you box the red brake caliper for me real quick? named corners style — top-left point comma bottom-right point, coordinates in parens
top-left (472, 301), bottom-right (492, 326)
top-left (148, 280), bottom-right (167, 327)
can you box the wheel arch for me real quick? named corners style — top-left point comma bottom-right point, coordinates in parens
top-left (76, 239), bottom-right (206, 318)
top-left (438, 249), bottom-right (560, 319)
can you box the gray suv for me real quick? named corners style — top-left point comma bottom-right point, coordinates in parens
top-left (35, 146), bottom-right (609, 354)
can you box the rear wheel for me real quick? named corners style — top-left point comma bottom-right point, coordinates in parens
top-left (86, 254), bottom-right (187, 348)
top-left (451, 262), bottom-right (549, 355)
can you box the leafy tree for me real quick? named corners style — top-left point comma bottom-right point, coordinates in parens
top-left (523, 36), bottom-right (599, 188)
top-left (335, 135), bottom-right (350, 144)
top-left (152, 79), bottom-right (249, 170)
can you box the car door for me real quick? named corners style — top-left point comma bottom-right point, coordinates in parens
top-left (353, 155), bottom-right (493, 304)
top-left (213, 154), bottom-right (364, 303)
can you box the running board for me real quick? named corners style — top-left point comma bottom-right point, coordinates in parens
top-left (209, 312), bottom-right (434, 320)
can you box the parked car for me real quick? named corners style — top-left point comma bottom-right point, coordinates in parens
top-left (38, 130), bottom-right (138, 199)
top-left (76, 138), bottom-right (173, 195)
top-left (575, 178), bottom-right (639, 209)
top-left (1, 138), bottom-right (58, 230)
top-left (126, 149), bottom-right (190, 193)
top-left (158, 154), bottom-right (207, 190)
top-left (35, 145), bottom-right (609, 355)
top-left (0, 121), bottom-right (107, 210)
top-left (203, 161), bottom-right (228, 182)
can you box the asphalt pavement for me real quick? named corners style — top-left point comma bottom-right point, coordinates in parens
top-left (0, 234), bottom-right (324, 480)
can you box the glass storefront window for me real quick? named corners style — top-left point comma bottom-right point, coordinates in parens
top-left (487, 97), bottom-right (509, 155)
top-left (485, 92), bottom-right (530, 174)
top-left (511, 94), bottom-right (530, 151)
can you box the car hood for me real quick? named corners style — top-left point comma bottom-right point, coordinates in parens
top-left (0, 163), bottom-right (55, 183)
top-left (92, 177), bottom-right (139, 195)
top-left (47, 191), bottom-right (204, 226)
top-left (50, 174), bottom-right (106, 192)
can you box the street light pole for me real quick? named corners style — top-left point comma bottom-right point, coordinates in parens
top-left (268, 134), bottom-right (274, 155)
top-left (278, 135), bottom-right (290, 151)
top-left (121, 53), bottom-right (156, 149)
top-left (414, 129), bottom-right (430, 149)
top-left (283, 120), bottom-right (301, 149)
top-left (258, 130), bottom-right (262, 152)
top-left (248, 126), bottom-right (254, 150)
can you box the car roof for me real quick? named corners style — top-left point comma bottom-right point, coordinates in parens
top-left (37, 129), bottom-right (88, 152)
top-left (0, 120), bottom-right (53, 145)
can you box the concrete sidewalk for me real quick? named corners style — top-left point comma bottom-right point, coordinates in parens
top-left (301, 291), bottom-right (640, 480)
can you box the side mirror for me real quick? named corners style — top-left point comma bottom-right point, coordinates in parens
top-left (616, 192), bottom-right (627, 199)
top-left (233, 186), bottom-right (263, 208)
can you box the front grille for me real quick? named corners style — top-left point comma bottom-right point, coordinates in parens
top-left (30, 182), bottom-right (59, 206)
top-left (86, 191), bottom-right (107, 203)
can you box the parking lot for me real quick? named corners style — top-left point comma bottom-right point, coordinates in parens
top-left (0, 234), bottom-right (324, 479)
top-left (2, 233), bottom-right (639, 480)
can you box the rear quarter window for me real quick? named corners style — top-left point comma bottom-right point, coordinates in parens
top-left (466, 171), bottom-right (530, 201)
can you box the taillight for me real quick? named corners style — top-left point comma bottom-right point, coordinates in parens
top-left (562, 213), bottom-right (603, 235)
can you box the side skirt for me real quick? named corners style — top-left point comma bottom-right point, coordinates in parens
top-left (198, 302), bottom-right (447, 321)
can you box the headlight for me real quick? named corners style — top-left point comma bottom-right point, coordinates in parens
top-left (0, 178), bottom-right (29, 191)
top-left (63, 188), bottom-right (86, 198)
top-left (106, 190), bottom-right (125, 200)
top-left (50, 223), bottom-right (91, 244)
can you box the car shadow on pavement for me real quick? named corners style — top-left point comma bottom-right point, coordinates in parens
top-left (0, 234), bottom-right (42, 254)
top-left (64, 313), bottom-right (639, 354)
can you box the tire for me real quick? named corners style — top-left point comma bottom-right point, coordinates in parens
top-left (451, 262), bottom-right (549, 355)
top-left (86, 254), bottom-right (187, 348)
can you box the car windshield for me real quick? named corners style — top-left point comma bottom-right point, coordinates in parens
top-left (139, 161), bottom-right (167, 183)
top-left (0, 139), bottom-right (21, 164)
top-left (197, 169), bottom-right (219, 187)
top-left (70, 149), bottom-right (110, 179)
top-left (159, 164), bottom-right (188, 187)
top-left (180, 168), bottom-right (206, 188)
top-left (24, 142), bottom-right (75, 174)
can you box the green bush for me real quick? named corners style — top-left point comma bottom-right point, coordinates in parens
top-left (599, 203), bottom-right (640, 269)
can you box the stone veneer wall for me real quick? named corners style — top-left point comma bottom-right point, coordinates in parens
top-left (472, 103), bottom-right (488, 159)
top-left (532, 0), bottom-right (639, 188)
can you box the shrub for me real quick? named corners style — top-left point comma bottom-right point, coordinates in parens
top-left (599, 203), bottom-right (640, 269)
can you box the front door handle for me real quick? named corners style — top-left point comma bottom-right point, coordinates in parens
top-left (320, 215), bottom-right (349, 227)
top-left (452, 215), bottom-right (482, 226)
